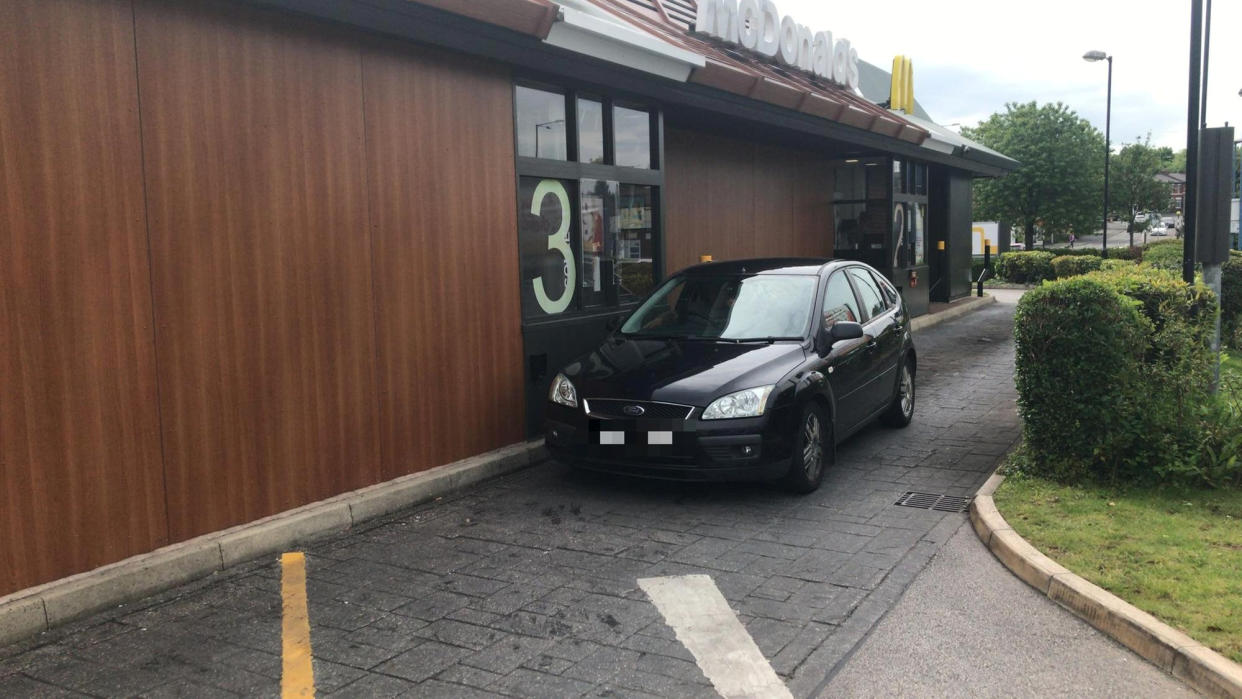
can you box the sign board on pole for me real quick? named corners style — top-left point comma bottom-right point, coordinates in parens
top-left (970, 222), bottom-right (998, 255)
top-left (1195, 126), bottom-right (1234, 265)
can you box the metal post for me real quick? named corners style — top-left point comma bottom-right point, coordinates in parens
top-left (1206, 264), bottom-right (1222, 392)
top-left (1184, 0), bottom-right (1203, 284)
top-left (1102, 57), bottom-right (1112, 259)
top-left (977, 240), bottom-right (990, 298)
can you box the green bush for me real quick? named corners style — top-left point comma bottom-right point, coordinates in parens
top-left (1014, 265), bottom-right (1222, 486)
top-left (1049, 248), bottom-right (1101, 257)
top-left (1108, 246), bottom-right (1143, 261)
top-left (1099, 258), bottom-right (1133, 272)
top-left (1222, 250), bottom-right (1242, 348)
top-left (996, 250), bottom-right (1055, 283)
top-left (1014, 278), bottom-right (1150, 482)
top-left (1051, 254), bottom-right (1102, 278)
top-left (1140, 240), bottom-right (1184, 272)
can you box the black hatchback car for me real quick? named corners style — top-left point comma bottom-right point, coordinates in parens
top-left (544, 258), bottom-right (916, 493)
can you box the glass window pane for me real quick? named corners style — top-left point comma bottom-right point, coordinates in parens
top-left (834, 201), bottom-right (889, 254)
top-left (913, 203), bottom-right (926, 265)
top-left (617, 184), bottom-right (655, 299)
top-left (822, 272), bottom-right (861, 327)
top-left (577, 98), bottom-right (605, 164)
top-left (620, 274), bottom-right (815, 339)
top-left (866, 161), bottom-right (889, 199)
top-left (833, 162), bottom-right (865, 200)
top-left (613, 105), bottom-right (651, 169)
top-left (579, 179), bottom-right (617, 308)
top-left (847, 268), bottom-right (886, 320)
top-left (892, 159), bottom-right (906, 195)
top-left (515, 86), bottom-right (567, 160)
top-left (518, 176), bottom-right (577, 317)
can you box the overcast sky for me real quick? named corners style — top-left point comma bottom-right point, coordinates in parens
top-left (779, 0), bottom-right (1241, 151)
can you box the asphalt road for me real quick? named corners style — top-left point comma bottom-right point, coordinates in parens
top-left (822, 520), bottom-right (1195, 698)
top-left (1028, 220), bottom-right (1176, 253)
top-left (0, 294), bottom-right (1195, 698)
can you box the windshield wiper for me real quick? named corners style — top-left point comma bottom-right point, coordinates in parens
top-left (725, 336), bottom-right (805, 344)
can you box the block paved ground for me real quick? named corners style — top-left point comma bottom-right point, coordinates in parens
top-left (0, 296), bottom-right (1186, 697)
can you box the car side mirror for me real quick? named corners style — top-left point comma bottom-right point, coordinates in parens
top-left (816, 321), bottom-right (864, 354)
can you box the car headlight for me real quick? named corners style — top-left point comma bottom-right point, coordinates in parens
top-left (548, 373), bottom-right (579, 408)
top-left (701, 385), bottom-right (774, 420)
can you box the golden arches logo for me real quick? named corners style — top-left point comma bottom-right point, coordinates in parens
top-left (890, 55), bottom-right (914, 114)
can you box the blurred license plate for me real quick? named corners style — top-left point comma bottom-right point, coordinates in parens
top-left (647, 431), bottom-right (673, 445)
top-left (599, 431), bottom-right (625, 445)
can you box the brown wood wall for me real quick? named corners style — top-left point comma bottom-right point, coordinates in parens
top-left (362, 43), bottom-right (526, 480)
top-left (0, 0), bottom-right (169, 594)
top-left (0, 0), bottom-right (523, 593)
top-left (663, 129), bottom-right (834, 273)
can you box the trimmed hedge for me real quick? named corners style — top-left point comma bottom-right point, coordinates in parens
top-left (1108, 245), bottom-right (1144, 261)
top-left (1051, 255), bottom-right (1101, 278)
top-left (1014, 278), bottom-right (1150, 482)
top-left (996, 250), bottom-right (1055, 283)
top-left (1140, 240), bottom-right (1184, 272)
top-left (1100, 258), bottom-right (1133, 272)
top-left (1014, 265), bottom-right (1221, 485)
top-left (1047, 247), bottom-right (1102, 257)
top-left (1223, 250), bottom-right (1242, 348)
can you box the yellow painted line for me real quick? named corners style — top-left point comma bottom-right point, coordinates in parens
top-left (281, 552), bottom-right (315, 698)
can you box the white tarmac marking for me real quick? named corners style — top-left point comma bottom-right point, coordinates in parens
top-left (638, 574), bottom-right (793, 699)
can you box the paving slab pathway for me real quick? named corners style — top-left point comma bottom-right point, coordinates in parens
top-left (0, 294), bottom-right (1192, 697)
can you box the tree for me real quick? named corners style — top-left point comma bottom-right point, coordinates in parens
top-left (1108, 137), bottom-right (1171, 248)
top-left (963, 102), bottom-right (1105, 249)
top-left (1163, 148), bottom-right (1187, 174)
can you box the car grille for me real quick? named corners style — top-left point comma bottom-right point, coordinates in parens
top-left (585, 399), bottom-right (695, 420)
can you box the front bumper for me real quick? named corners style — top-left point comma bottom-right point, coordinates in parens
top-left (544, 401), bottom-right (795, 482)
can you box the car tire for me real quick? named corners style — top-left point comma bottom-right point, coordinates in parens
top-left (782, 402), bottom-right (831, 494)
top-left (880, 357), bottom-right (915, 428)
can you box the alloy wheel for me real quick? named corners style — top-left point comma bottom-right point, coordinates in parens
top-left (899, 365), bottom-right (914, 417)
top-left (802, 413), bottom-right (823, 480)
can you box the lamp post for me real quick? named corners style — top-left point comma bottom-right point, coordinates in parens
top-left (1084, 50), bottom-right (1113, 258)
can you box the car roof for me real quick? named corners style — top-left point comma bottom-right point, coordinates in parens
top-left (677, 257), bottom-right (850, 276)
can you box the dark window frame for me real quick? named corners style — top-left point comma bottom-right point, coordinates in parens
top-left (513, 80), bottom-right (665, 327)
top-left (845, 266), bottom-right (888, 323)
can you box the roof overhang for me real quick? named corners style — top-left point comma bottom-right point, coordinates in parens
top-left (544, 1), bottom-right (705, 82)
top-left (241, 0), bottom-right (1012, 173)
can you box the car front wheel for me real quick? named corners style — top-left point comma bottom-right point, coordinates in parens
top-left (782, 403), bottom-right (831, 494)
top-left (881, 358), bottom-right (915, 427)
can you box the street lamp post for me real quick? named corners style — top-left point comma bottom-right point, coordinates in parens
top-left (1084, 50), bottom-right (1113, 259)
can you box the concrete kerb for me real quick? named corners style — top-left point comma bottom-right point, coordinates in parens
top-left (971, 474), bottom-right (1242, 698)
top-left (910, 294), bottom-right (997, 333)
top-left (0, 438), bottom-right (548, 649)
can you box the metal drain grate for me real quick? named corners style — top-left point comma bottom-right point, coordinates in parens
top-left (895, 492), bottom-right (972, 513)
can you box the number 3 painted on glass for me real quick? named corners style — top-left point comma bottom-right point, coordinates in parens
top-left (532, 179), bottom-right (575, 314)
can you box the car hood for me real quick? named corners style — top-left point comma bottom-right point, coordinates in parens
top-left (562, 337), bottom-right (807, 407)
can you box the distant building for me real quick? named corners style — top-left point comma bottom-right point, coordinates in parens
top-left (1156, 172), bottom-right (1186, 213)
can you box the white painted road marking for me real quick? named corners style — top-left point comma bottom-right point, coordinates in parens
top-left (638, 574), bottom-right (793, 699)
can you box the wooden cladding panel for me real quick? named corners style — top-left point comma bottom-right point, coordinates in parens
top-left (664, 128), bottom-right (833, 273)
top-left (362, 44), bottom-right (525, 478)
top-left (134, 0), bottom-right (381, 540)
top-left (0, 0), bottom-right (168, 593)
top-left (664, 130), bottom-right (755, 272)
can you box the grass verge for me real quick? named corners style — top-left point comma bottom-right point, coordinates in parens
top-left (994, 473), bottom-right (1242, 663)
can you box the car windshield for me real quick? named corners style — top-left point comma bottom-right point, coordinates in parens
top-left (620, 273), bottom-right (817, 341)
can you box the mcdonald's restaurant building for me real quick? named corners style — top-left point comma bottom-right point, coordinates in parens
top-left (0, 0), bottom-right (1017, 597)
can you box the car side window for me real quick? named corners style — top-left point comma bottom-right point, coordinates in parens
top-left (821, 272), bottom-right (861, 328)
top-left (870, 270), bottom-right (898, 308)
top-left (847, 268), bottom-right (886, 321)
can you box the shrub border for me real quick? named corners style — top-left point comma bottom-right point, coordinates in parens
top-left (970, 473), bottom-right (1242, 698)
